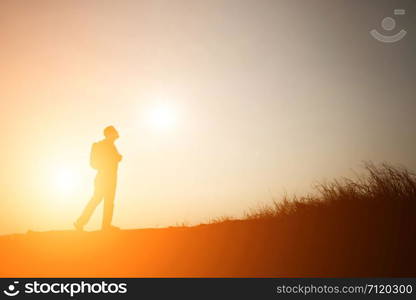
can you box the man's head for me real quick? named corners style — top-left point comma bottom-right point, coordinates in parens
top-left (104, 125), bottom-right (119, 141)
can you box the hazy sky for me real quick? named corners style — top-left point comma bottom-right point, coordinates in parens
top-left (0, 0), bottom-right (415, 234)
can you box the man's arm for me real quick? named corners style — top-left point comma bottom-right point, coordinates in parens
top-left (113, 145), bottom-right (122, 162)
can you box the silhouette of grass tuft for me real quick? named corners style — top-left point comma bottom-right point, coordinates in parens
top-left (242, 162), bottom-right (416, 223)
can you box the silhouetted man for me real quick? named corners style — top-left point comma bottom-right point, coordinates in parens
top-left (75, 126), bottom-right (122, 231)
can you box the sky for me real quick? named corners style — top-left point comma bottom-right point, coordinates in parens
top-left (0, 0), bottom-right (415, 235)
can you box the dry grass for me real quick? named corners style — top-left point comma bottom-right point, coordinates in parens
top-left (242, 162), bottom-right (416, 223)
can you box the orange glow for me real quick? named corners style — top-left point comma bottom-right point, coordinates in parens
top-left (0, 0), bottom-right (415, 238)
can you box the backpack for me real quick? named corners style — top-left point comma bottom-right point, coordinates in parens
top-left (90, 142), bottom-right (101, 170)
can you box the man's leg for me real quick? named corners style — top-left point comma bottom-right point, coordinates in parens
top-left (76, 185), bottom-right (103, 229)
top-left (102, 180), bottom-right (117, 230)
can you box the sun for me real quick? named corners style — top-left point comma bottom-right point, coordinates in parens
top-left (52, 167), bottom-right (80, 195)
top-left (35, 155), bottom-right (87, 200)
top-left (147, 103), bottom-right (177, 132)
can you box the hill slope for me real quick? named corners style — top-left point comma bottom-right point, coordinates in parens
top-left (1, 163), bottom-right (415, 277)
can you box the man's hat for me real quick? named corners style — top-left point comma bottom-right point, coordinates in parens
top-left (104, 125), bottom-right (118, 138)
